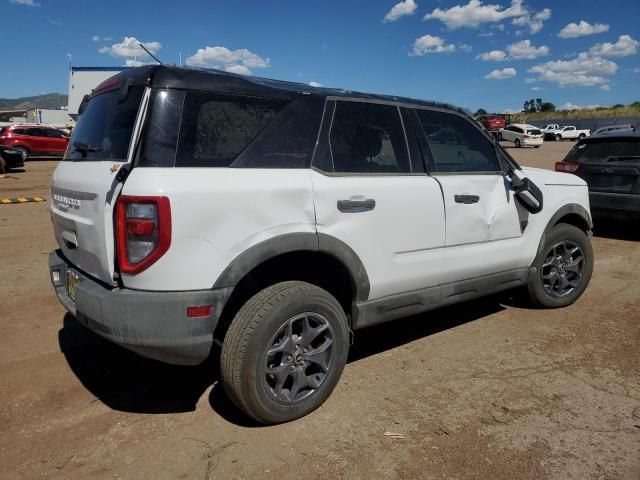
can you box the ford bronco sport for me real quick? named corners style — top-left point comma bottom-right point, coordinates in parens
top-left (49, 66), bottom-right (594, 424)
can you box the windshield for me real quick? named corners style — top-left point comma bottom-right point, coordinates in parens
top-left (65, 86), bottom-right (144, 161)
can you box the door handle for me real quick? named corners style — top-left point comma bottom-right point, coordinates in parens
top-left (454, 194), bottom-right (480, 204)
top-left (337, 198), bottom-right (376, 213)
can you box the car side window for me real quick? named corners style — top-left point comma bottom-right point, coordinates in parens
top-left (176, 92), bottom-right (285, 167)
top-left (329, 101), bottom-right (410, 174)
top-left (415, 109), bottom-right (500, 173)
top-left (44, 129), bottom-right (65, 138)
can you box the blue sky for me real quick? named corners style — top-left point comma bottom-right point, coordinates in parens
top-left (1, 0), bottom-right (638, 112)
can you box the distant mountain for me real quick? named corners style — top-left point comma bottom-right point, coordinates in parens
top-left (0, 93), bottom-right (68, 111)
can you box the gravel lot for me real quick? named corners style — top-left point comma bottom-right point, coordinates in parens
top-left (1, 141), bottom-right (638, 480)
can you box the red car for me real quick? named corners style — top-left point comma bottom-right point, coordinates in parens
top-left (477, 115), bottom-right (506, 138)
top-left (0, 125), bottom-right (69, 161)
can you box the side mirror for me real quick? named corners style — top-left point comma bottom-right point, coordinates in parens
top-left (510, 169), bottom-right (543, 214)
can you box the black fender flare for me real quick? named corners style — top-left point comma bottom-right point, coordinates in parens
top-left (212, 232), bottom-right (371, 302)
top-left (533, 203), bottom-right (593, 261)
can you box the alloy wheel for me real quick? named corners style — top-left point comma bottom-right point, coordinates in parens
top-left (541, 241), bottom-right (585, 297)
top-left (262, 312), bottom-right (334, 405)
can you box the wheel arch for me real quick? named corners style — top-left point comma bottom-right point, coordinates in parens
top-left (533, 203), bottom-right (593, 261)
top-left (212, 233), bottom-right (370, 340)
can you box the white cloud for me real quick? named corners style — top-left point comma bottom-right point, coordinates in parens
top-left (558, 20), bottom-right (609, 39)
top-left (476, 50), bottom-right (507, 61)
top-left (506, 39), bottom-right (549, 59)
top-left (589, 35), bottom-right (639, 57)
top-left (530, 86), bottom-right (542, 91)
top-left (224, 65), bottom-right (252, 75)
top-left (424, 0), bottom-right (526, 29)
top-left (384, 0), bottom-right (418, 22)
top-left (185, 46), bottom-right (270, 75)
top-left (411, 35), bottom-right (456, 55)
top-left (560, 102), bottom-right (602, 111)
top-left (633, 67), bottom-right (640, 74)
top-left (459, 43), bottom-right (473, 52)
top-left (9, 0), bottom-right (39, 6)
top-left (528, 52), bottom-right (618, 87)
top-left (99, 37), bottom-right (162, 60)
top-left (92, 35), bottom-right (113, 43)
top-left (512, 7), bottom-right (550, 34)
top-left (476, 40), bottom-right (547, 62)
top-left (600, 85), bottom-right (610, 91)
top-left (484, 67), bottom-right (517, 79)
top-left (308, 81), bottom-right (323, 87)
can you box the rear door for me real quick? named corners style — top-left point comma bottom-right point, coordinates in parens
top-left (414, 108), bottom-right (526, 282)
top-left (571, 138), bottom-right (640, 195)
top-left (50, 80), bottom-right (148, 284)
top-left (311, 100), bottom-right (446, 299)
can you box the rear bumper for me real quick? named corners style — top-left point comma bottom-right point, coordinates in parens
top-left (589, 191), bottom-right (640, 213)
top-left (49, 250), bottom-right (233, 365)
top-left (523, 138), bottom-right (543, 146)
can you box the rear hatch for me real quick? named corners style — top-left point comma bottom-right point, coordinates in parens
top-left (568, 137), bottom-right (640, 194)
top-left (525, 127), bottom-right (543, 140)
top-left (51, 72), bottom-right (150, 284)
top-left (483, 117), bottom-right (505, 131)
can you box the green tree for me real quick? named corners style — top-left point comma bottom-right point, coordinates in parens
top-left (540, 102), bottom-right (556, 112)
top-left (474, 108), bottom-right (487, 117)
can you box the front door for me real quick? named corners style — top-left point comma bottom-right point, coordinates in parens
top-left (413, 107), bottom-right (527, 283)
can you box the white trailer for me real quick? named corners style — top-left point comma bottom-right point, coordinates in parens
top-left (68, 67), bottom-right (127, 117)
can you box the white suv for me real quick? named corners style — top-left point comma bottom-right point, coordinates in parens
top-left (49, 66), bottom-right (594, 424)
top-left (500, 123), bottom-right (544, 148)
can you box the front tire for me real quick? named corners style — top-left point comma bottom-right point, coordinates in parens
top-left (526, 224), bottom-right (593, 308)
top-left (555, 134), bottom-right (562, 142)
top-left (13, 146), bottom-right (29, 162)
top-left (221, 281), bottom-right (350, 424)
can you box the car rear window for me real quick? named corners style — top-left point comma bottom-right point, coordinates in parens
top-left (566, 139), bottom-right (640, 162)
top-left (527, 129), bottom-right (542, 135)
top-left (65, 86), bottom-right (144, 161)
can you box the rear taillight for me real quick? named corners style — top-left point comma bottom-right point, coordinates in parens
top-left (523, 135), bottom-right (530, 139)
top-left (116, 195), bottom-right (171, 275)
top-left (555, 161), bottom-right (579, 173)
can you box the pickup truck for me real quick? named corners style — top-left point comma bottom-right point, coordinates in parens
top-left (541, 124), bottom-right (561, 135)
top-left (551, 126), bottom-right (591, 142)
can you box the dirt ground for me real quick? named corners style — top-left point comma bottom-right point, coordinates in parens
top-left (1, 141), bottom-right (638, 480)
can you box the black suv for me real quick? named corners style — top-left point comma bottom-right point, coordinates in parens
top-left (556, 129), bottom-right (640, 218)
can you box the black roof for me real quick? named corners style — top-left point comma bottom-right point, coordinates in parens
top-left (109, 65), bottom-right (468, 116)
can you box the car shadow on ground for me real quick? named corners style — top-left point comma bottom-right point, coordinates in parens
top-left (59, 298), bottom-right (505, 426)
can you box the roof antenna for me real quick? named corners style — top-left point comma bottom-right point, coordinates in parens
top-left (139, 43), bottom-right (164, 65)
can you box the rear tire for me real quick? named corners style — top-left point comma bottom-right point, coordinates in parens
top-left (515, 138), bottom-right (521, 148)
top-left (534, 145), bottom-right (540, 148)
top-left (220, 281), bottom-right (350, 424)
top-left (526, 224), bottom-right (593, 308)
